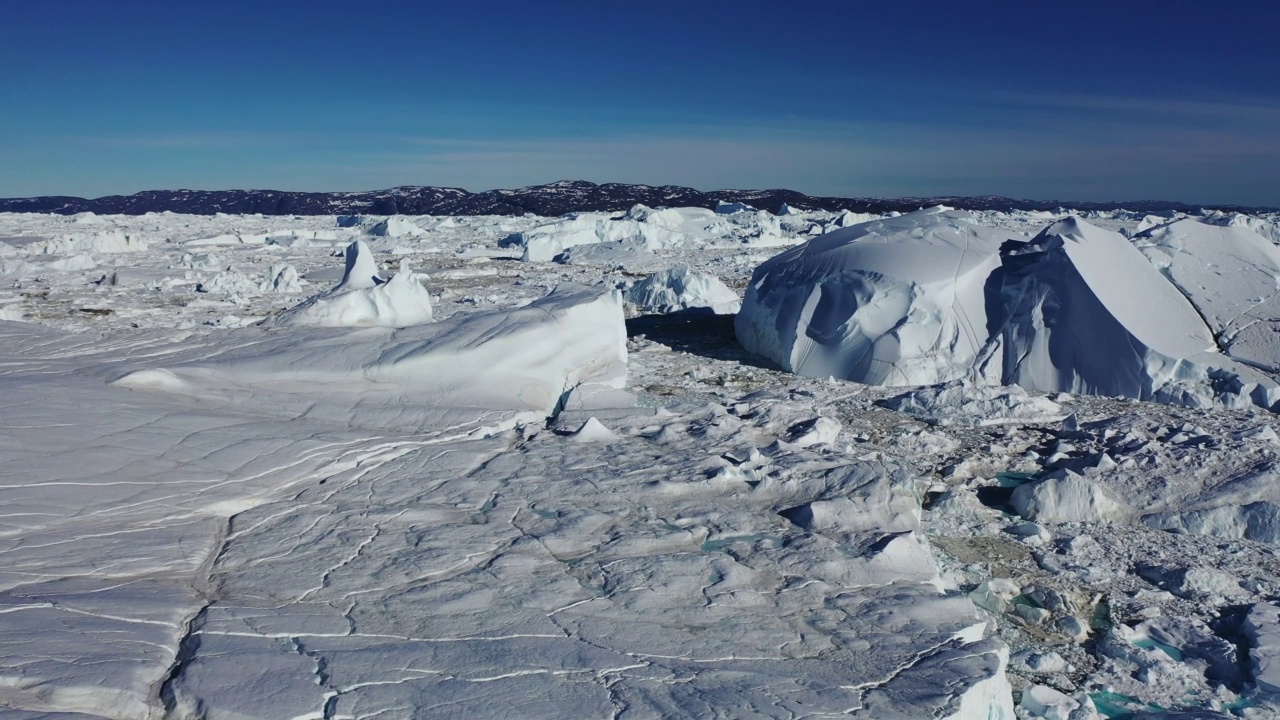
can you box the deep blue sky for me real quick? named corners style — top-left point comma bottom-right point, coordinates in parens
top-left (3, 1), bottom-right (1279, 205)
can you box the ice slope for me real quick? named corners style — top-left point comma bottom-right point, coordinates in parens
top-left (736, 207), bottom-right (1007, 385)
top-left (1134, 217), bottom-right (1280, 371)
top-left (994, 218), bottom-right (1280, 410)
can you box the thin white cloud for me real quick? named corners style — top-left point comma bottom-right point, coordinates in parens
top-left (69, 131), bottom-right (287, 148)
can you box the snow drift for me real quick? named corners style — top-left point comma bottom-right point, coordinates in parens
top-left (119, 283), bottom-right (628, 434)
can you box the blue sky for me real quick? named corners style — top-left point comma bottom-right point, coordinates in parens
top-left (3, 1), bottom-right (1279, 205)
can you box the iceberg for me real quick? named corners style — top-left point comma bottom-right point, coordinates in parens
top-left (736, 207), bottom-right (1006, 385)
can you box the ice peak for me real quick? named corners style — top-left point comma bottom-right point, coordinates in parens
top-left (335, 240), bottom-right (382, 291)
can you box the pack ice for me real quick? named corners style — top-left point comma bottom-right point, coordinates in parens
top-left (9, 202), bottom-right (1280, 719)
top-left (0, 213), bottom-right (1015, 718)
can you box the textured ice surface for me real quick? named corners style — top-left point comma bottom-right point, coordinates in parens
top-left (882, 381), bottom-right (1066, 427)
top-left (1245, 603), bottom-right (1280, 694)
top-left (0, 319), bottom-right (1014, 717)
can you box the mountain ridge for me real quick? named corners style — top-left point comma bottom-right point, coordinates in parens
top-left (0, 180), bottom-right (1272, 217)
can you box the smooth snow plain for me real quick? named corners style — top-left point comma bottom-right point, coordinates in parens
top-left (2, 204), bottom-right (1280, 719)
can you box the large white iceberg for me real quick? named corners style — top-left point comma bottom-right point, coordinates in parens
top-left (736, 207), bottom-right (1006, 385)
top-left (738, 210), bottom-right (1280, 411)
top-left (368, 215), bottom-right (427, 237)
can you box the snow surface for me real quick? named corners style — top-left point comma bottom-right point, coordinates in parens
top-left (1134, 217), bottom-right (1280, 371)
top-left (5, 204), bottom-right (1280, 718)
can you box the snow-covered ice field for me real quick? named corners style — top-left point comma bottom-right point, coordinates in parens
top-left (4, 203), bottom-right (1280, 718)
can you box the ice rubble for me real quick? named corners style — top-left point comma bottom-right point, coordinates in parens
top-left (16, 205), bottom-right (1280, 717)
top-left (624, 263), bottom-right (741, 315)
top-left (512, 204), bottom-right (796, 261)
top-left (266, 240), bottom-right (434, 328)
top-left (882, 381), bottom-right (1066, 427)
top-left (196, 263), bottom-right (304, 297)
top-left (738, 208), bottom-right (1280, 412)
top-left (33, 230), bottom-right (148, 254)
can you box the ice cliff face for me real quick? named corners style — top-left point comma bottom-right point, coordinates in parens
top-left (738, 209), bottom-right (1280, 412)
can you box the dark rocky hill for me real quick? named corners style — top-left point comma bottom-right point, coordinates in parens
top-left (0, 180), bottom-right (1268, 216)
